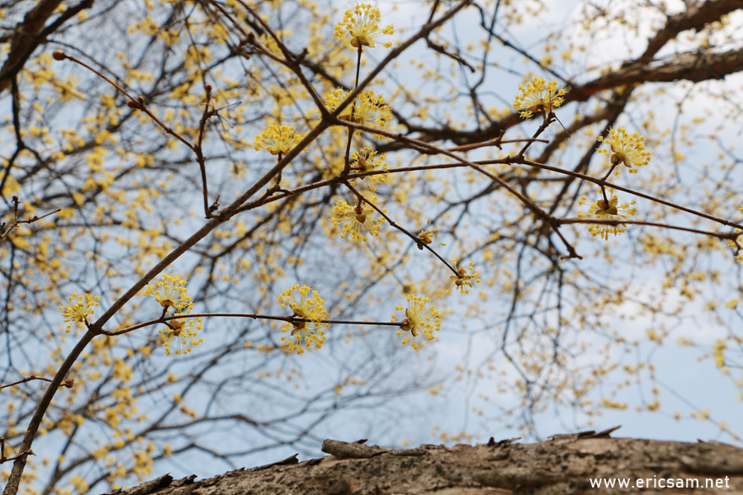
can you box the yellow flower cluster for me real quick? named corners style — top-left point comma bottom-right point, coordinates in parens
top-left (730, 228), bottom-right (743, 262)
top-left (334, 4), bottom-right (394, 49)
top-left (417, 220), bottom-right (446, 250)
top-left (331, 199), bottom-right (385, 242)
top-left (350, 146), bottom-right (388, 191)
top-left (254, 124), bottom-right (304, 156)
top-left (448, 261), bottom-right (480, 294)
top-left (513, 76), bottom-right (567, 118)
top-left (391, 294), bottom-right (440, 350)
top-left (142, 273), bottom-right (191, 311)
top-left (597, 127), bottom-right (652, 173)
top-left (578, 193), bottom-right (637, 240)
top-left (143, 274), bottom-right (203, 356)
top-left (59, 293), bottom-right (100, 332)
top-left (278, 285), bottom-right (330, 355)
top-left (323, 89), bottom-right (391, 137)
top-left (159, 313), bottom-right (203, 356)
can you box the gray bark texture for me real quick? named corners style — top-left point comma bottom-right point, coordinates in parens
top-left (104, 432), bottom-right (743, 495)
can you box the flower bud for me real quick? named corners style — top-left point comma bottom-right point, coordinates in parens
top-left (63, 378), bottom-right (75, 389)
top-left (52, 50), bottom-right (67, 61)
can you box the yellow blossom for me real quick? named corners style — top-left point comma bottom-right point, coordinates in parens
top-left (331, 199), bottom-right (385, 242)
top-left (731, 229), bottom-right (743, 262)
top-left (578, 192), bottom-right (637, 241)
top-left (254, 124), bottom-right (304, 156)
top-left (513, 76), bottom-right (567, 118)
top-left (713, 339), bottom-right (726, 368)
top-left (448, 261), bottom-right (479, 294)
top-left (159, 312), bottom-right (203, 356)
top-left (70, 475), bottom-right (89, 495)
top-left (350, 146), bottom-right (388, 191)
top-left (278, 285), bottom-right (329, 355)
top-left (323, 89), bottom-right (391, 137)
top-left (392, 294), bottom-right (440, 350)
top-left (334, 4), bottom-right (394, 49)
top-left (597, 127), bottom-right (652, 173)
top-left (59, 293), bottom-right (100, 332)
top-left (141, 274), bottom-right (191, 311)
top-left (418, 229), bottom-right (435, 246)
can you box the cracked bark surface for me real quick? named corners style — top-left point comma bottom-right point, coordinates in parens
top-left (104, 435), bottom-right (743, 495)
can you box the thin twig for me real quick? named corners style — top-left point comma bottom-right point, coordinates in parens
top-left (343, 182), bottom-right (459, 275)
top-left (0, 375), bottom-right (53, 391)
top-left (101, 312), bottom-right (404, 337)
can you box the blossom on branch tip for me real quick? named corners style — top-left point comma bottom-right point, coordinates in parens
top-left (160, 313), bottom-right (203, 356)
top-left (578, 193), bottom-right (637, 240)
top-left (334, 4), bottom-right (394, 49)
top-left (331, 199), bottom-right (385, 242)
top-left (391, 294), bottom-right (440, 350)
top-left (448, 261), bottom-right (479, 294)
top-left (513, 76), bottom-right (567, 118)
top-left (597, 127), bottom-right (651, 173)
top-left (142, 274), bottom-right (191, 311)
top-left (278, 285), bottom-right (329, 355)
top-left (417, 220), bottom-right (445, 250)
top-left (59, 293), bottom-right (100, 332)
top-left (254, 124), bottom-right (304, 156)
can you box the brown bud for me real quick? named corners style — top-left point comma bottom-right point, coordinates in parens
top-left (127, 100), bottom-right (141, 109)
top-left (138, 96), bottom-right (145, 104)
top-left (52, 50), bottom-right (67, 61)
top-left (205, 84), bottom-right (212, 93)
top-left (63, 378), bottom-right (75, 389)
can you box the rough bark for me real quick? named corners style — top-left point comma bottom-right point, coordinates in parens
top-left (104, 432), bottom-right (743, 495)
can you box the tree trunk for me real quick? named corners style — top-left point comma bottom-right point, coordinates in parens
top-left (106, 432), bottom-right (743, 495)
